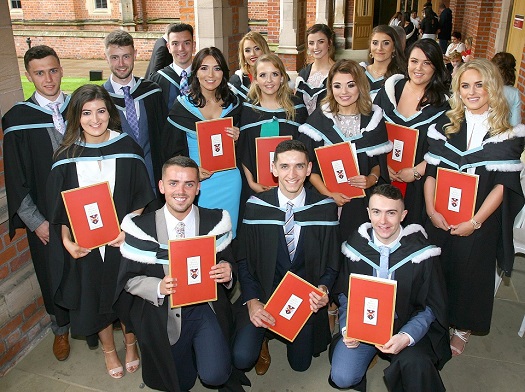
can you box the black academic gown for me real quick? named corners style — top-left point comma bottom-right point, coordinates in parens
top-left (374, 75), bottom-right (450, 225)
top-left (238, 95), bottom-right (308, 188)
top-left (228, 70), bottom-right (251, 101)
top-left (236, 187), bottom-right (341, 355)
top-left (46, 133), bottom-right (155, 331)
top-left (149, 65), bottom-right (183, 110)
top-left (298, 104), bottom-right (392, 240)
top-left (359, 62), bottom-right (385, 100)
top-left (336, 223), bottom-right (451, 390)
top-left (145, 36), bottom-right (172, 78)
top-left (116, 207), bottom-right (236, 392)
top-left (2, 96), bottom-right (70, 320)
top-left (104, 77), bottom-right (168, 197)
top-left (424, 121), bottom-right (525, 332)
top-left (295, 63), bottom-right (328, 114)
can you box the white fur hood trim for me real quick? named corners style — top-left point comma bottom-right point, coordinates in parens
top-left (427, 124), bottom-right (446, 141)
top-left (298, 123), bottom-right (323, 141)
top-left (483, 124), bottom-right (525, 146)
top-left (411, 247), bottom-right (441, 264)
top-left (294, 75), bottom-right (305, 89)
top-left (341, 242), bottom-right (361, 261)
top-left (235, 70), bottom-right (244, 79)
top-left (121, 213), bottom-right (158, 244)
top-left (383, 74), bottom-right (405, 106)
top-left (486, 162), bottom-right (524, 172)
top-left (209, 210), bottom-right (233, 252)
top-left (357, 222), bottom-right (428, 241)
top-left (424, 152), bottom-right (441, 165)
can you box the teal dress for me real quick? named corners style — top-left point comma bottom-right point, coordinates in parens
top-left (166, 94), bottom-right (243, 237)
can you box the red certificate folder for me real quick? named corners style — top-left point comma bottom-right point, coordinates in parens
top-left (255, 136), bottom-right (293, 187)
top-left (346, 273), bottom-right (397, 346)
top-left (61, 182), bottom-right (120, 249)
top-left (264, 271), bottom-right (325, 342)
top-left (196, 117), bottom-right (236, 172)
top-left (314, 142), bottom-right (365, 199)
top-left (168, 235), bottom-right (217, 308)
top-left (386, 122), bottom-right (419, 172)
top-left (434, 167), bottom-right (479, 225)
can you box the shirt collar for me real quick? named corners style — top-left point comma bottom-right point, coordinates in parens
top-left (164, 203), bottom-right (195, 227)
top-left (277, 187), bottom-right (306, 208)
top-left (34, 91), bottom-right (65, 108)
top-left (372, 227), bottom-right (404, 249)
top-left (170, 62), bottom-right (192, 76)
top-left (110, 74), bottom-right (136, 95)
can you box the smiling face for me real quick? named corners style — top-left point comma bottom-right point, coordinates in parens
top-left (458, 69), bottom-right (489, 114)
top-left (367, 194), bottom-right (407, 245)
top-left (79, 99), bottom-right (110, 144)
top-left (307, 31), bottom-right (331, 60)
top-left (168, 30), bottom-right (195, 69)
top-left (272, 150), bottom-right (312, 199)
top-left (105, 44), bottom-right (136, 84)
top-left (243, 39), bottom-right (264, 68)
top-left (331, 72), bottom-right (359, 114)
top-left (370, 32), bottom-right (395, 63)
top-left (159, 165), bottom-right (200, 220)
top-left (408, 47), bottom-right (435, 87)
top-left (196, 55), bottom-right (223, 93)
top-left (25, 55), bottom-right (63, 101)
top-left (254, 61), bottom-right (283, 98)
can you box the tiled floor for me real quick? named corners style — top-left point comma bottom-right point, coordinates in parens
top-left (1, 256), bottom-right (524, 392)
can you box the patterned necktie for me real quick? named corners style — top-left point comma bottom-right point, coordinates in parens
top-left (121, 86), bottom-right (140, 140)
top-left (284, 202), bottom-right (295, 261)
top-left (179, 70), bottom-right (189, 96)
top-left (47, 102), bottom-right (65, 135)
top-left (175, 221), bottom-right (185, 239)
top-left (378, 246), bottom-right (390, 279)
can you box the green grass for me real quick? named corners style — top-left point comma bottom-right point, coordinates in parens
top-left (21, 77), bottom-right (105, 100)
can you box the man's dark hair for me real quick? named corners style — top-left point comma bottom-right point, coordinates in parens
top-left (24, 45), bottom-right (60, 71)
top-left (162, 156), bottom-right (199, 177)
top-left (273, 139), bottom-right (309, 163)
top-left (371, 184), bottom-right (404, 204)
top-left (167, 23), bottom-right (194, 38)
top-left (104, 30), bottom-right (134, 49)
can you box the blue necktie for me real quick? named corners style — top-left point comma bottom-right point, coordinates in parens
top-left (378, 246), bottom-right (390, 279)
top-left (284, 202), bottom-right (295, 261)
top-left (179, 70), bottom-right (189, 96)
top-left (47, 102), bottom-right (65, 135)
top-left (121, 86), bottom-right (140, 140)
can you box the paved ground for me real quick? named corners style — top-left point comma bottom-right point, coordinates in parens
top-left (1, 255), bottom-right (524, 391)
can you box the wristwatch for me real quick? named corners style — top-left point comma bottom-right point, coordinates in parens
top-left (471, 218), bottom-right (482, 230)
top-left (413, 168), bottom-right (422, 180)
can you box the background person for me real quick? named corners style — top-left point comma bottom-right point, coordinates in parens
top-left (295, 24), bottom-right (336, 114)
top-left (492, 52), bottom-right (522, 126)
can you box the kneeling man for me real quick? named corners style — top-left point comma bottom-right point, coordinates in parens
top-left (117, 156), bottom-right (236, 391)
top-left (330, 184), bottom-right (451, 391)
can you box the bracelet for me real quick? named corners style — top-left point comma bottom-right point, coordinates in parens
top-left (369, 173), bottom-right (379, 184)
top-left (413, 168), bottom-right (422, 180)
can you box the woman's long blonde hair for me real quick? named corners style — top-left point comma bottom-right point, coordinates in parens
top-left (238, 31), bottom-right (271, 76)
top-left (247, 54), bottom-right (296, 121)
top-left (445, 59), bottom-right (511, 138)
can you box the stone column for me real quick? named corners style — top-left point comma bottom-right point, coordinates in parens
top-left (274, 0), bottom-right (307, 74)
top-left (193, 0), bottom-right (248, 74)
top-left (333, 0), bottom-right (346, 49)
top-left (120, 0), bottom-right (136, 30)
top-left (315, 0), bottom-right (332, 25)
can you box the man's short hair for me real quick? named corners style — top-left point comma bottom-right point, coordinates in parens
top-left (162, 156), bottom-right (199, 177)
top-left (24, 45), bottom-right (60, 71)
top-left (166, 23), bottom-right (194, 38)
top-left (273, 139), bottom-right (309, 163)
top-left (370, 184), bottom-right (405, 206)
top-left (104, 30), bottom-right (134, 49)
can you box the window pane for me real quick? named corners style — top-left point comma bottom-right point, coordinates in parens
top-left (11, 1), bottom-right (22, 8)
top-left (95, 0), bottom-right (108, 9)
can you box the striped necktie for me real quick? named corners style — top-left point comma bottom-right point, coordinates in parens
top-left (121, 86), bottom-right (140, 140)
top-left (284, 201), bottom-right (295, 261)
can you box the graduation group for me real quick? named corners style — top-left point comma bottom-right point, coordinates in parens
top-left (2, 20), bottom-right (524, 392)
